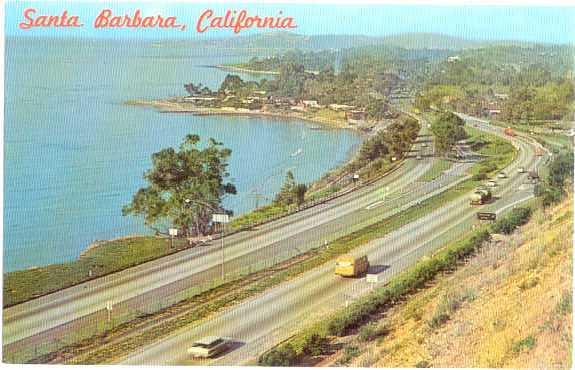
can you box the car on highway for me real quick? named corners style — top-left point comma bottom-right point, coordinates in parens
top-left (486, 180), bottom-right (497, 187)
top-left (497, 172), bottom-right (507, 179)
top-left (335, 255), bottom-right (369, 277)
top-left (187, 336), bottom-right (230, 358)
top-left (422, 143), bottom-right (428, 147)
top-left (470, 187), bottom-right (492, 205)
top-left (416, 154), bottom-right (422, 160)
top-left (518, 167), bottom-right (526, 173)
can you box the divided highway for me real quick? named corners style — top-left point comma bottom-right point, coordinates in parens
top-left (4, 124), bottom-right (452, 359)
top-left (120, 117), bottom-right (545, 365)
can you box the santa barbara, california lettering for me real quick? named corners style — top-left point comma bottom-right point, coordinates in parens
top-left (94, 9), bottom-right (186, 30)
top-left (19, 8), bottom-right (83, 29)
top-left (196, 9), bottom-right (297, 33)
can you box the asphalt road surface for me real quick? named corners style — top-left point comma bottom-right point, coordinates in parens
top-left (4, 123), bottom-right (451, 357)
top-left (119, 116), bottom-right (544, 365)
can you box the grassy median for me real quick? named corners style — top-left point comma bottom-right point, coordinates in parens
top-left (9, 124), bottom-right (517, 363)
top-left (46, 170), bottom-right (500, 364)
top-left (258, 207), bottom-right (534, 366)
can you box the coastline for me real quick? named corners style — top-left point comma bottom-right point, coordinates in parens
top-left (4, 99), bottom-right (365, 288)
top-left (213, 64), bottom-right (320, 76)
top-left (125, 99), bottom-right (357, 130)
top-left (214, 64), bottom-right (280, 75)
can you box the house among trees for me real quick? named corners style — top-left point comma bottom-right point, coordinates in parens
top-left (346, 110), bottom-right (367, 124)
top-left (481, 100), bottom-right (502, 117)
top-left (302, 100), bottom-right (321, 109)
top-left (290, 104), bottom-right (306, 112)
top-left (269, 96), bottom-right (299, 107)
top-left (329, 104), bottom-right (356, 111)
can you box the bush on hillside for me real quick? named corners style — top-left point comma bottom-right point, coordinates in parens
top-left (491, 207), bottom-right (532, 234)
top-left (258, 344), bottom-right (298, 366)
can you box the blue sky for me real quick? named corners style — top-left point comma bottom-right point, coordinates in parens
top-left (5, 1), bottom-right (575, 44)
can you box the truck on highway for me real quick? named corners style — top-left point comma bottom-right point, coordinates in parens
top-left (477, 212), bottom-right (497, 221)
top-left (527, 171), bottom-right (540, 182)
top-left (470, 188), bottom-right (492, 205)
top-left (335, 255), bottom-right (369, 277)
top-left (504, 127), bottom-right (515, 137)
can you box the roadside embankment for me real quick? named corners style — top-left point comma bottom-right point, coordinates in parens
top-left (266, 194), bottom-right (571, 368)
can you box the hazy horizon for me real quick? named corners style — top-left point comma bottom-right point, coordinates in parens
top-left (5, 3), bottom-right (575, 45)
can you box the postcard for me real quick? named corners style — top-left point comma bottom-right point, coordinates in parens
top-left (2, 0), bottom-right (573, 367)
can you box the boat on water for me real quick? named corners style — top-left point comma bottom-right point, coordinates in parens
top-left (291, 148), bottom-right (303, 157)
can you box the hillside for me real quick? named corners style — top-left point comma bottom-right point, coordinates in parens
top-left (196, 32), bottom-right (549, 52)
top-left (379, 32), bottom-right (482, 50)
top-left (320, 195), bottom-right (573, 368)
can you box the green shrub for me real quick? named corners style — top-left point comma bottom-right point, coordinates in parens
top-left (338, 345), bottom-right (361, 364)
top-left (428, 312), bottom-right (450, 329)
top-left (518, 277), bottom-right (539, 290)
top-left (556, 291), bottom-right (572, 315)
top-left (358, 322), bottom-right (388, 342)
top-left (472, 172), bottom-right (488, 181)
top-left (491, 207), bottom-right (532, 234)
top-left (258, 344), bottom-right (298, 366)
top-left (512, 335), bottom-right (536, 353)
top-left (298, 333), bottom-right (329, 356)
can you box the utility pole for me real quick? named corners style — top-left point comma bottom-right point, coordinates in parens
top-left (221, 223), bottom-right (225, 280)
top-left (212, 213), bottom-right (230, 280)
top-left (106, 301), bottom-right (113, 323)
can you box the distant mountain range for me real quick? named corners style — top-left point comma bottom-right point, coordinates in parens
top-left (194, 31), bottom-right (557, 51)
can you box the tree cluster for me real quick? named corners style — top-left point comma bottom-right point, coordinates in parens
top-left (414, 45), bottom-right (575, 122)
top-left (535, 150), bottom-right (574, 207)
top-left (122, 135), bottom-right (236, 237)
top-left (430, 112), bottom-right (467, 155)
top-left (274, 171), bottom-right (308, 207)
top-left (356, 116), bottom-right (420, 166)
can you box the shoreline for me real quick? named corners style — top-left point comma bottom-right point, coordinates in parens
top-left (125, 99), bottom-right (359, 131)
top-left (213, 64), bottom-right (280, 75)
top-left (5, 100), bottom-right (364, 277)
top-left (212, 65), bottom-right (320, 76)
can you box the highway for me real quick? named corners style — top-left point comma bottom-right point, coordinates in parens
top-left (4, 122), bottom-right (470, 360)
top-left (119, 116), bottom-right (545, 365)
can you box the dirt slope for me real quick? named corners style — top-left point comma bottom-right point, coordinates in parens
top-left (321, 195), bottom-right (572, 368)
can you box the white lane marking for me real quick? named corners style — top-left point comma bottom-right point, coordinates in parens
top-left (365, 200), bottom-right (385, 210)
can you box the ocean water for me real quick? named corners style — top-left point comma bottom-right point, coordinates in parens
top-left (4, 37), bottom-right (361, 272)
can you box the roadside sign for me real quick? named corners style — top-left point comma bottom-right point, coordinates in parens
top-left (212, 214), bottom-right (230, 224)
top-left (366, 274), bottom-right (379, 283)
top-left (168, 228), bottom-right (178, 237)
top-left (477, 212), bottom-right (496, 221)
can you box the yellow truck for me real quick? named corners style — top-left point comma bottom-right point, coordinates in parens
top-left (335, 255), bottom-right (369, 277)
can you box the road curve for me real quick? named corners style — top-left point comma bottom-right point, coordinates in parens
top-left (4, 124), bottom-right (443, 356)
top-left (119, 116), bottom-right (544, 365)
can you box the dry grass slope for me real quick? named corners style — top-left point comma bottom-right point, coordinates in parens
top-left (324, 194), bottom-right (573, 368)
